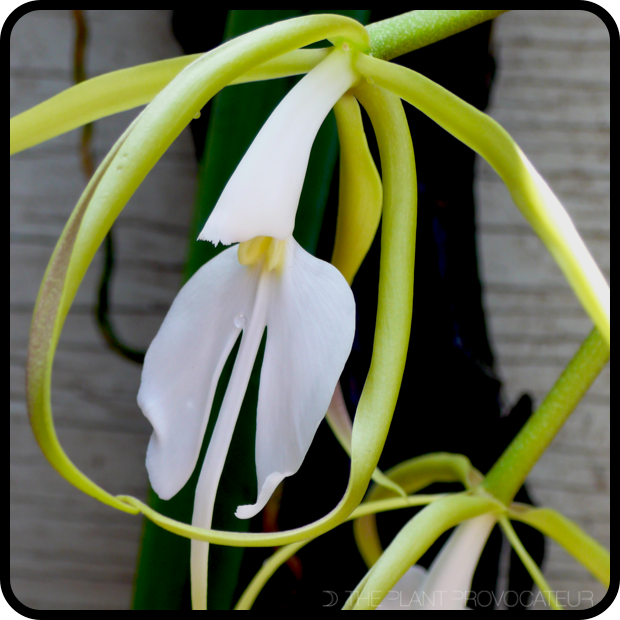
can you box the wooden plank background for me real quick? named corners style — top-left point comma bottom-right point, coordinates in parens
top-left (10, 10), bottom-right (610, 611)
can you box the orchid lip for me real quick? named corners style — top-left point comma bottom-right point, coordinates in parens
top-left (139, 237), bottom-right (355, 609)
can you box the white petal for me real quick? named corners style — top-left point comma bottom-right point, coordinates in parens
top-left (421, 514), bottom-right (496, 610)
top-left (377, 566), bottom-right (428, 610)
top-left (235, 238), bottom-right (355, 519)
top-left (137, 245), bottom-right (260, 500)
top-left (199, 48), bottom-right (357, 245)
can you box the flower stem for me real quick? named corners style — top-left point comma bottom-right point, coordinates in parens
top-left (483, 329), bottom-right (609, 506)
top-left (367, 10), bottom-right (509, 60)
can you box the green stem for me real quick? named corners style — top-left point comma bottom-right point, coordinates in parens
top-left (483, 329), bottom-right (609, 505)
top-left (367, 10), bottom-right (509, 60)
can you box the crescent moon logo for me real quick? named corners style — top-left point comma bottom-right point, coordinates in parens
top-left (323, 590), bottom-right (339, 607)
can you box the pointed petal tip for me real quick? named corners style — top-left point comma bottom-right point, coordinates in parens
top-left (145, 437), bottom-right (177, 501)
top-left (198, 218), bottom-right (250, 247)
top-left (196, 232), bottom-right (218, 245)
top-left (234, 471), bottom-right (288, 519)
top-left (196, 225), bottom-right (223, 246)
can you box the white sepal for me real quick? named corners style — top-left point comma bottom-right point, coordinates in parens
top-left (199, 48), bottom-right (357, 246)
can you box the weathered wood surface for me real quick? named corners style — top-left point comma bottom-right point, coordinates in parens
top-left (10, 9), bottom-right (609, 611)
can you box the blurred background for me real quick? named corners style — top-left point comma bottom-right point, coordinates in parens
top-left (10, 10), bottom-right (610, 610)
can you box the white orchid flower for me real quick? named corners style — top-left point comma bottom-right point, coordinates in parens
top-left (377, 514), bottom-right (496, 610)
top-left (137, 47), bottom-right (358, 609)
